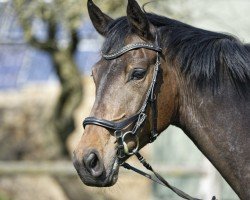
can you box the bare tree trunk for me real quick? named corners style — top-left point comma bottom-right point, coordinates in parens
top-left (51, 50), bottom-right (83, 155)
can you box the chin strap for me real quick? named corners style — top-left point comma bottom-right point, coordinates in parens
top-left (122, 152), bottom-right (217, 200)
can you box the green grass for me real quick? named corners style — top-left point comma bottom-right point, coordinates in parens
top-left (0, 193), bottom-right (10, 200)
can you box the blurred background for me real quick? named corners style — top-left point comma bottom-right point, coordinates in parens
top-left (0, 0), bottom-right (249, 199)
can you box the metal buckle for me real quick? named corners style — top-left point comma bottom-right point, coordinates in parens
top-left (114, 130), bottom-right (122, 138)
top-left (150, 131), bottom-right (158, 143)
top-left (122, 131), bottom-right (139, 155)
top-left (115, 130), bottom-right (126, 159)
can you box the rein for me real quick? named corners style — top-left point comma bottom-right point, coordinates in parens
top-left (82, 42), bottom-right (215, 200)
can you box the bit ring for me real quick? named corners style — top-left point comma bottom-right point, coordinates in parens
top-left (122, 131), bottom-right (139, 155)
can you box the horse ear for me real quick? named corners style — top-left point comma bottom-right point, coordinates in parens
top-left (87, 0), bottom-right (113, 36)
top-left (127, 0), bottom-right (153, 40)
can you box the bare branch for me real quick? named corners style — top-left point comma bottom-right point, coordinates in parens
top-left (68, 29), bottom-right (79, 53)
top-left (13, 0), bottom-right (57, 51)
top-left (48, 14), bottom-right (57, 42)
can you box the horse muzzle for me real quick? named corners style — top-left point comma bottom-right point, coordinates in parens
top-left (73, 150), bottom-right (119, 187)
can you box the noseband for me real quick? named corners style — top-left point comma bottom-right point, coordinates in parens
top-left (82, 41), bottom-right (215, 200)
top-left (83, 42), bottom-right (162, 160)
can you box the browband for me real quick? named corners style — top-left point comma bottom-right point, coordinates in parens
top-left (102, 43), bottom-right (162, 60)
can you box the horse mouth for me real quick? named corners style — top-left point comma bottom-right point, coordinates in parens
top-left (107, 159), bottom-right (119, 186)
top-left (92, 158), bottom-right (119, 187)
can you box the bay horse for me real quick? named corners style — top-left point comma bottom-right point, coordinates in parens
top-left (73, 0), bottom-right (250, 199)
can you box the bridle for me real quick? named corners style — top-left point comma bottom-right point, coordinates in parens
top-left (82, 39), bottom-right (216, 200)
top-left (83, 42), bottom-right (161, 160)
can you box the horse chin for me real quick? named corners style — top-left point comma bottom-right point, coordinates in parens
top-left (105, 158), bottom-right (119, 186)
top-left (79, 168), bottom-right (119, 187)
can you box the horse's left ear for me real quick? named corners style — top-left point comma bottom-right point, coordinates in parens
top-left (127, 0), bottom-right (154, 40)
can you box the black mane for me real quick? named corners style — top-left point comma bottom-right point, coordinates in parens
top-left (245, 44), bottom-right (250, 52)
top-left (103, 13), bottom-right (250, 91)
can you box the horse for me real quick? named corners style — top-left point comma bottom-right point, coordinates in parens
top-left (246, 44), bottom-right (250, 52)
top-left (73, 0), bottom-right (250, 199)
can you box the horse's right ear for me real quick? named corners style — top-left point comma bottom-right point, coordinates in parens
top-left (87, 0), bottom-right (113, 36)
top-left (127, 0), bottom-right (153, 40)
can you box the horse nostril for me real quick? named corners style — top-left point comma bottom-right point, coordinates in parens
top-left (84, 151), bottom-right (104, 178)
top-left (88, 153), bottom-right (98, 169)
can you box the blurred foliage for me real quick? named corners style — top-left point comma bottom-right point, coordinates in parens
top-left (82, 0), bottom-right (191, 19)
top-left (13, 0), bottom-right (83, 50)
top-left (0, 193), bottom-right (9, 200)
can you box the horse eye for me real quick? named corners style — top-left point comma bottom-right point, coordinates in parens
top-left (130, 69), bottom-right (146, 80)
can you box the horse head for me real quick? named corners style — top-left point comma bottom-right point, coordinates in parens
top-left (73, 0), bottom-right (179, 187)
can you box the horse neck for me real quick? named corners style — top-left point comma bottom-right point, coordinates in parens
top-left (175, 76), bottom-right (250, 199)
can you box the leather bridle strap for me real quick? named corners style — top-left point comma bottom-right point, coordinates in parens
top-left (123, 152), bottom-right (203, 200)
top-left (102, 43), bottom-right (162, 60)
top-left (83, 113), bottom-right (140, 130)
